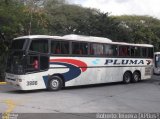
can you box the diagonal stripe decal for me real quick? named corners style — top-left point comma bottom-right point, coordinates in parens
top-left (43, 59), bottom-right (88, 87)
top-left (50, 59), bottom-right (87, 72)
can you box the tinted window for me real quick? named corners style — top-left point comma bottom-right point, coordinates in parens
top-left (119, 46), bottom-right (130, 56)
top-left (26, 55), bottom-right (49, 72)
top-left (11, 39), bottom-right (26, 49)
top-left (90, 43), bottom-right (103, 55)
top-left (40, 56), bottom-right (49, 70)
top-left (104, 44), bottom-right (118, 56)
top-left (130, 47), bottom-right (135, 56)
top-left (135, 47), bottom-right (141, 57)
top-left (51, 41), bottom-right (69, 54)
top-left (29, 39), bottom-right (48, 53)
top-left (72, 42), bottom-right (88, 55)
top-left (26, 55), bottom-right (39, 72)
top-left (142, 47), bottom-right (147, 57)
top-left (131, 46), bottom-right (141, 57)
top-left (148, 48), bottom-right (153, 58)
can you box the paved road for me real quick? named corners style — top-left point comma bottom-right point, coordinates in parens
top-left (0, 75), bottom-right (160, 118)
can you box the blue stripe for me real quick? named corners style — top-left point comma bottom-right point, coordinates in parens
top-left (50, 62), bottom-right (81, 81)
top-left (43, 62), bottom-right (81, 88)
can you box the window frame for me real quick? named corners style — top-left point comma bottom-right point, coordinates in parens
top-left (89, 43), bottom-right (104, 56)
top-left (141, 47), bottom-right (148, 58)
top-left (118, 45), bottom-right (131, 57)
top-left (129, 46), bottom-right (142, 57)
top-left (26, 38), bottom-right (153, 58)
top-left (50, 39), bottom-right (70, 55)
top-left (104, 44), bottom-right (118, 57)
top-left (28, 38), bottom-right (49, 54)
top-left (148, 47), bottom-right (154, 58)
top-left (25, 53), bottom-right (49, 74)
top-left (71, 41), bottom-right (89, 56)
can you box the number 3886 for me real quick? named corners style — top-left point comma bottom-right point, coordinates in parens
top-left (27, 81), bottom-right (38, 86)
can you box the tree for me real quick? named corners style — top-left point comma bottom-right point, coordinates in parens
top-left (114, 15), bottom-right (160, 51)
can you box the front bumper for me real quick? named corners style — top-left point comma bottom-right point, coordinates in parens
top-left (5, 73), bottom-right (22, 89)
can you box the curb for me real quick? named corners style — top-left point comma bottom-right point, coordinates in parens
top-left (0, 82), bottom-right (7, 85)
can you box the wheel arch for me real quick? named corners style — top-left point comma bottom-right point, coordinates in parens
top-left (49, 73), bottom-right (65, 87)
top-left (124, 70), bottom-right (133, 76)
top-left (133, 70), bottom-right (141, 78)
top-left (132, 70), bottom-right (141, 82)
top-left (123, 70), bottom-right (133, 84)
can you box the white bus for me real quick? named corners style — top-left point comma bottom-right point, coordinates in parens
top-left (5, 34), bottom-right (154, 91)
top-left (153, 52), bottom-right (160, 75)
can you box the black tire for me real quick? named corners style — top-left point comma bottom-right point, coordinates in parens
top-left (132, 72), bottom-right (141, 83)
top-left (48, 76), bottom-right (63, 91)
top-left (123, 72), bottom-right (132, 84)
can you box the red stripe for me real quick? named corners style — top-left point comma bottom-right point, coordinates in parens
top-left (50, 59), bottom-right (87, 72)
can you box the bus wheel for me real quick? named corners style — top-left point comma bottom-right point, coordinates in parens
top-left (132, 72), bottom-right (141, 83)
top-left (48, 76), bottom-right (63, 91)
top-left (123, 72), bottom-right (131, 84)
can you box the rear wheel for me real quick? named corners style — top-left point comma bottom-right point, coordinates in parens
top-left (48, 76), bottom-right (63, 91)
top-left (123, 72), bottom-right (132, 84)
top-left (132, 72), bottom-right (141, 83)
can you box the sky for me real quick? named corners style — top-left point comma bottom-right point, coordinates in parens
top-left (68, 0), bottom-right (160, 19)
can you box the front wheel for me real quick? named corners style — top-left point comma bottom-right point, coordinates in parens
top-left (123, 72), bottom-right (132, 84)
top-left (48, 76), bottom-right (63, 91)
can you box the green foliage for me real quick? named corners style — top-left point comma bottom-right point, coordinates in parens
top-left (114, 15), bottom-right (160, 50)
top-left (44, 2), bottom-right (120, 40)
top-left (45, 3), bottom-right (94, 35)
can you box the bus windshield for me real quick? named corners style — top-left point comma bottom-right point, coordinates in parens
top-left (6, 39), bottom-right (27, 74)
top-left (6, 51), bottom-right (26, 74)
top-left (10, 39), bottom-right (26, 50)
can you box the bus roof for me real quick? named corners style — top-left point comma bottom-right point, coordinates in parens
top-left (14, 35), bottom-right (61, 40)
top-left (14, 34), bottom-right (153, 47)
top-left (63, 34), bottom-right (112, 43)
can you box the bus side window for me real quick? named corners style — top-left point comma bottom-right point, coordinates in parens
top-left (135, 47), bottom-right (141, 57)
top-left (51, 41), bottom-right (69, 54)
top-left (26, 56), bottom-right (39, 72)
top-left (142, 47), bottom-right (147, 57)
top-left (90, 45), bottom-right (94, 55)
top-left (119, 46), bottom-right (130, 56)
top-left (148, 48), bottom-right (153, 58)
top-left (55, 42), bottom-right (61, 54)
top-left (72, 42), bottom-right (79, 54)
top-left (90, 43), bottom-right (103, 56)
top-left (104, 44), bottom-right (117, 56)
top-left (61, 42), bottom-right (69, 54)
top-left (29, 39), bottom-right (48, 53)
top-left (40, 56), bottom-right (49, 70)
top-left (119, 46), bottom-right (124, 56)
top-left (72, 42), bottom-right (88, 55)
top-left (51, 41), bottom-right (60, 54)
top-left (33, 58), bottom-right (39, 69)
top-left (112, 45), bottom-right (118, 56)
top-left (104, 44), bottom-right (112, 56)
top-left (130, 47), bottom-right (135, 57)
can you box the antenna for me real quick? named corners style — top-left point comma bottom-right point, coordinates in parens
top-left (28, 0), bottom-right (35, 35)
top-left (29, 9), bottom-right (32, 35)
